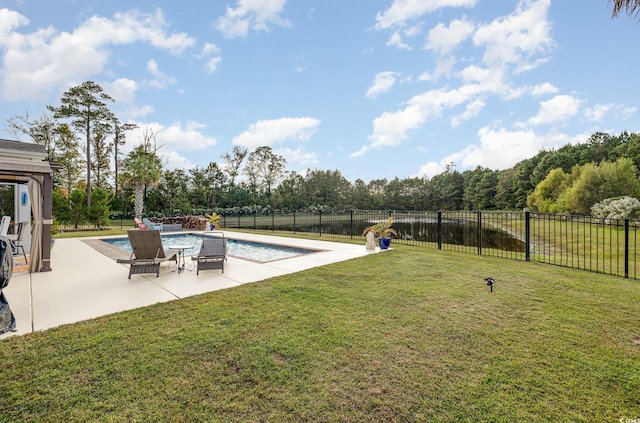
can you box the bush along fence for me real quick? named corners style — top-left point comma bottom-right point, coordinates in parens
top-left (217, 209), bottom-right (640, 280)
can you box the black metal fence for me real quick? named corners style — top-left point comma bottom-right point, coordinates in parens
top-left (218, 210), bottom-right (640, 280)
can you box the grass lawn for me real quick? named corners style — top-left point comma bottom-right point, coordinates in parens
top-left (1, 244), bottom-right (639, 421)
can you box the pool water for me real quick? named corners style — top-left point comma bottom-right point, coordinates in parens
top-left (102, 233), bottom-right (316, 262)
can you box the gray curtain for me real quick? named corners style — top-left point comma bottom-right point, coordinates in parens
top-left (28, 176), bottom-right (43, 273)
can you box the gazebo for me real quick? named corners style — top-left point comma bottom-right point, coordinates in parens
top-left (0, 139), bottom-right (54, 272)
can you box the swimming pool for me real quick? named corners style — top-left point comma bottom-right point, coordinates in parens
top-left (101, 233), bottom-right (317, 262)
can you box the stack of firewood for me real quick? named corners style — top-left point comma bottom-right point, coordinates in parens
top-left (156, 216), bottom-right (208, 230)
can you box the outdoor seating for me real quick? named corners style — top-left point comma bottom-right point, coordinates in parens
top-left (7, 221), bottom-right (27, 264)
top-left (116, 229), bottom-right (177, 279)
top-left (134, 217), bottom-right (147, 230)
top-left (191, 231), bottom-right (228, 275)
top-left (142, 217), bottom-right (163, 231)
top-left (0, 216), bottom-right (10, 237)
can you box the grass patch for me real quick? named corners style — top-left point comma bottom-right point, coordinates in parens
top-left (2, 246), bottom-right (639, 421)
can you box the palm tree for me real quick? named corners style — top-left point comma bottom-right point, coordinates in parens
top-left (610, 0), bottom-right (640, 19)
top-left (121, 144), bottom-right (163, 218)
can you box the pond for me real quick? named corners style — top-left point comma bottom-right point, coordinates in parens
top-left (255, 217), bottom-right (526, 252)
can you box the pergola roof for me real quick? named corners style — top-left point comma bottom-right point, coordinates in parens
top-left (0, 139), bottom-right (53, 179)
top-left (0, 138), bottom-right (54, 272)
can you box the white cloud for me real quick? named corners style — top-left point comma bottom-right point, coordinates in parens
top-left (528, 94), bottom-right (581, 126)
top-left (276, 147), bottom-right (319, 169)
top-left (161, 150), bottom-right (195, 171)
top-left (366, 71), bottom-right (400, 98)
top-left (451, 99), bottom-right (485, 127)
top-left (0, 8), bottom-right (29, 37)
top-left (357, 76), bottom-right (510, 157)
top-left (360, 1), bottom-right (558, 158)
top-left (354, 87), bottom-right (477, 157)
top-left (404, 25), bottom-right (422, 37)
top-left (78, 10), bottom-right (195, 54)
top-left (205, 56), bottom-right (223, 74)
top-left (386, 31), bottom-right (411, 50)
top-left (145, 59), bottom-right (177, 89)
top-left (201, 42), bottom-right (221, 56)
top-left (418, 71), bottom-right (433, 81)
top-left (104, 78), bottom-right (138, 103)
top-left (584, 103), bottom-right (611, 122)
top-left (124, 120), bottom-right (218, 171)
top-left (530, 82), bottom-right (558, 96)
top-left (426, 18), bottom-right (474, 56)
top-left (417, 161), bottom-right (445, 178)
top-left (620, 106), bottom-right (637, 120)
top-left (473, 0), bottom-right (553, 69)
top-left (233, 117), bottom-right (321, 149)
top-left (375, 0), bottom-right (477, 30)
top-left (161, 121), bottom-right (218, 152)
top-left (417, 126), bottom-right (578, 177)
top-left (0, 8), bottom-right (195, 101)
top-left (199, 43), bottom-right (223, 73)
top-left (125, 120), bottom-right (218, 156)
top-left (458, 126), bottom-right (548, 169)
top-left (215, 0), bottom-right (291, 39)
top-left (103, 78), bottom-right (155, 119)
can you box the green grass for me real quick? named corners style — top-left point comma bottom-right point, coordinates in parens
top-left (54, 227), bottom-right (131, 238)
top-left (2, 244), bottom-right (639, 421)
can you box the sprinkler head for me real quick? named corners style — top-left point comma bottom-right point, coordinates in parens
top-left (484, 277), bottom-right (495, 292)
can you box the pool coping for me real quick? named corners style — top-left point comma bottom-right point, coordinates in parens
top-left (87, 232), bottom-right (329, 264)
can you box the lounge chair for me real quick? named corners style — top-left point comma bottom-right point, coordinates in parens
top-left (116, 229), bottom-right (177, 279)
top-left (0, 216), bottom-right (11, 237)
top-left (134, 217), bottom-right (147, 230)
top-left (7, 221), bottom-right (27, 264)
top-left (191, 231), bottom-right (228, 275)
top-left (142, 217), bottom-right (163, 231)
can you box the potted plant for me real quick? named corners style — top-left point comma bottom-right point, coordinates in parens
top-left (362, 217), bottom-right (398, 250)
top-left (205, 212), bottom-right (221, 230)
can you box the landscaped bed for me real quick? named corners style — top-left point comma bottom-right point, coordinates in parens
top-left (1, 244), bottom-right (639, 421)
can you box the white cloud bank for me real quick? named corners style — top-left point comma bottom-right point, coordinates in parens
top-left (359, 0), bottom-right (610, 178)
top-left (0, 8), bottom-right (196, 102)
top-left (417, 126), bottom-right (582, 178)
top-left (232, 117), bottom-right (321, 149)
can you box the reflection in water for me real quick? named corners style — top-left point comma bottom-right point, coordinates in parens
top-left (260, 217), bottom-right (526, 252)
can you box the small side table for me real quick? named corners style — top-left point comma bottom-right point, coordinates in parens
top-left (168, 244), bottom-right (193, 273)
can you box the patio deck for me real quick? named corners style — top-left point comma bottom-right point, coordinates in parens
top-left (1, 231), bottom-right (379, 339)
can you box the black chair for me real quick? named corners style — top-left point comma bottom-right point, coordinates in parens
top-left (8, 222), bottom-right (27, 264)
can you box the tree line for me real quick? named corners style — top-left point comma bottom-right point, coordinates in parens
top-left (5, 81), bottom-right (640, 226)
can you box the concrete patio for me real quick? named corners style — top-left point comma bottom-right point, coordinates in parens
top-left (1, 231), bottom-right (378, 339)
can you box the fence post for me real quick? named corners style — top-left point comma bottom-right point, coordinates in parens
top-left (350, 210), bottom-right (354, 239)
top-left (253, 211), bottom-right (256, 231)
top-left (319, 210), bottom-right (323, 237)
top-left (293, 210), bottom-right (297, 234)
top-left (272, 210), bottom-right (275, 232)
top-left (625, 218), bottom-right (629, 278)
top-left (437, 210), bottom-right (442, 250)
top-left (525, 211), bottom-right (530, 262)
top-left (477, 211), bottom-right (482, 256)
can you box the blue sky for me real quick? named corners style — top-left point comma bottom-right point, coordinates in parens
top-left (0, 0), bottom-right (638, 183)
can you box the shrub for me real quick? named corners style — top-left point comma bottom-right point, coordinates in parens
top-left (591, 196), bottom-right (640, 219)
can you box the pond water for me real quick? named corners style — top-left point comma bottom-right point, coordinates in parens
top-left (259, 218), bottom-right (526, 252)
top-left (102, 233), bottom-right (317, 262)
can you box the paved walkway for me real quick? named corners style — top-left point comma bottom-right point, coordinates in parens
top-left (1, 231), bottom-right (377, 339)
